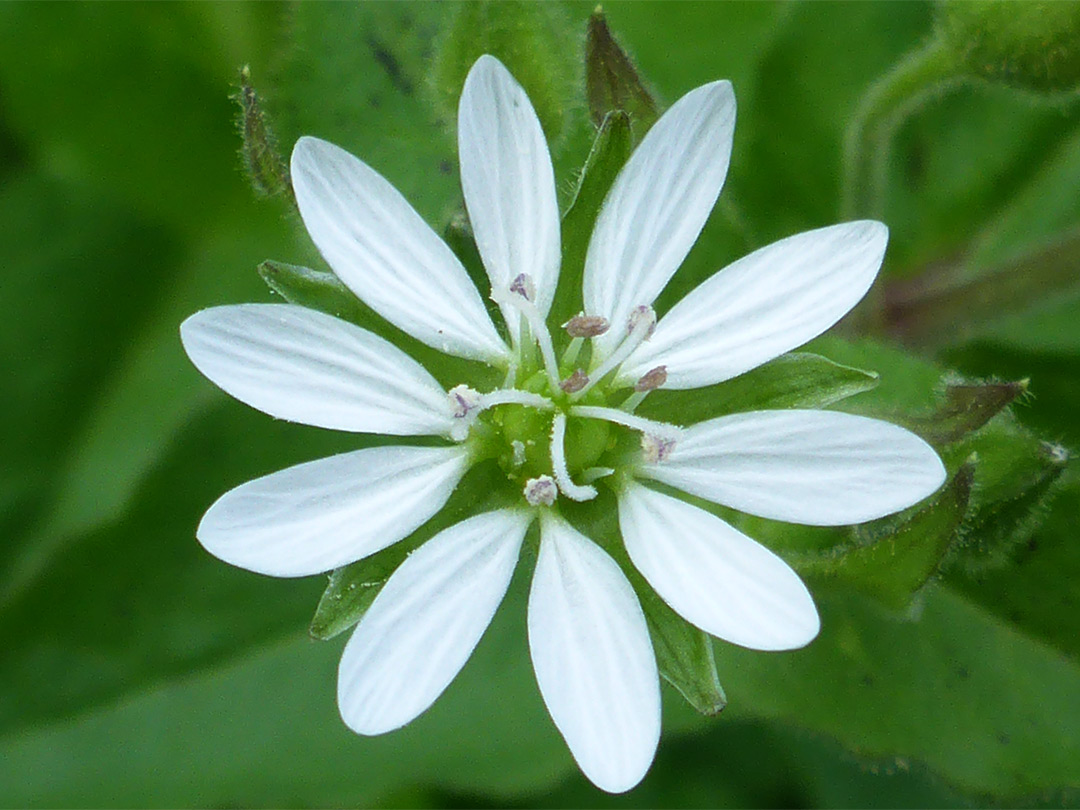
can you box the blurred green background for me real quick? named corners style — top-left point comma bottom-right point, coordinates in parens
top-left (2, 2), bottom-right (1080, 807)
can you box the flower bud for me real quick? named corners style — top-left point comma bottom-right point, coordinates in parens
top-left (234, 66), bottom-right (292, 200)
top-left (937, 1), bottom-right (1080, 95)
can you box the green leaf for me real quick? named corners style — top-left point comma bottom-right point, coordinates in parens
top-left (585, 9), bottom-right (659, 136)
top-left (0, 587), bottom-right (577, 807)
top-left (639, 351), bottom-right (879, 425)
top-left (0, 3), bottom-right (271, 231)
top-left (310, 461), bottom-right (515, 641)
top-left (550, 110), bottom-right (633, 330)
top-left (429, 1), bottom-right (580, 145)
top-left (271, 2), bottom-right (458, 227)
top-left (0, 401), bottom-right (352, 733)
top-left (947, 479), bottom-right (1080, 661)
top-left (950, 423), bottom-right (1069, 573)
top-left (719, 585), bottom-right (1080, 799)
top-left (802, 462), bottom-right (974, 610)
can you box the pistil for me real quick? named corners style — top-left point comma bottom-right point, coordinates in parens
top-left (550, 412), bottom-right (598, 501)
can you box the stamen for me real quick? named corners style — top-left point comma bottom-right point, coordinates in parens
top-left (448, 384), bottom-right (482, 441)
top-left (627, 305), bottom-right (657, 339)
top-left (446, 385), bottom-right (552, 442)
top-left (561, 336), bottom-right (584, 370)
top-left (492, 275), bottom-right (561, 392)
top-left (571, 305), bottom-right (657, 400)
top-left (523, 475), bottom-right (557, 506)
top-left (448, 384), bottom-right (482, 419)
top-left (634, 365), bottom-right (667, 392)
top-left (569, 404), bottom-right (682, 441)
top-left (510, 440), bottom-right (527, 468)
top-left (564, 314), bottom-right (610, 338)
top-left (550, 412), bottom-right (598, 501)
top-left (559, 369), bottom-right (589, 394)
top-left (621, 365), bottom-right (668, 412)
top-left (641, 433), bottom-right (677, 464)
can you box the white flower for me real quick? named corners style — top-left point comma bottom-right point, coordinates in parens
top-left (180, 55), bottom-right (945, 793)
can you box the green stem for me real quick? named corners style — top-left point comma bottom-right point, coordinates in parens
top-left (840, 37), bottom-right (961, 221)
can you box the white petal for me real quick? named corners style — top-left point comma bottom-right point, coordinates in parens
top-left (291, 136), bottom-right (508, 363)
top-left (583, 80), bottom-right (736, 360)
top-left (528, 514), bottom-right (660, 793)
top-left (619, 482), bottom-right (819, 651)
top-left (197, 445), bottom-right (471, 577)
top-left (459, 55), bottom-right (560, 329)
top-left (641, 410), bottom-right (946, 526)
top-left (620, 221), bottom-right (888, 389)
top-left (181, 304), bottom-right (455, 437)
top-left (338, 509), bottom-right (531, 734)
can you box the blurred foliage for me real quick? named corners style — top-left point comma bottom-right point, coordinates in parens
top-left (2, 1), bottom-right (1080, 808)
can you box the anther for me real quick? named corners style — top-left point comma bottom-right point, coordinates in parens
top-left (523, 475), bottom-right (557, 506)
top-left (509, 272), bottom-right (536, 302)
top-left (559, 369), bottom-right (589, 394)
top-left (641, 433), bottom-right (677, 464)
top-left (570, 304), bottom-right (658, 400)
top-left (448, 384), bottom-right (482, 419)
top-left (564, 314), bottom-right (610, 338)
top-left (447, 384), bottom-right (483, 441)
top-left (634, 365), bottom-right (667, 392)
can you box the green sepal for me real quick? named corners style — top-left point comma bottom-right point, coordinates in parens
top-left (639, 352), bottom-right (879, 425)
top-left (257, 260), bottom-right (501, 391)
top-left (551, 111), bottom-right (633, 329)
top-left (585, 9), bottom-right (659, 137)
top-left (442, 213), bottom-right (505, 331)
top-left (802, 462), bottom-right (974, 610)
top-left (310, 460), bottom-right (514, 640)
top-left (634, 571), bottom-right (727, 716)
top-left (561, 490), bottom-right (727, 717)
top-left (233, 66), bottom-right (292, 203)
top-left (258, 260), bottom-right (366, 324)
top-left (900, 378), bottom-right (1029, 446)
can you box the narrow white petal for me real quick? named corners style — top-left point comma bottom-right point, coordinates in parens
top-left (528, 514), bottom-right (660, 793)
top-left (641, 410), bottom-right (946, 526)
top-left (181, 304), bottom-right (455, 437)
top-left (197, 445), bottom-right (471, 577)
top-left (291, 136), bottom-right (508, 363)
top-left (619, 482), bottom-right (819, 651)
top-left (338, 509), bottom-right (531, 734)
top-left (583, 81), bottom-right (736, 360)
top-left (459, 55), bottom-right (561, 328)
top-left (620, 222), bottom-right (889, 389)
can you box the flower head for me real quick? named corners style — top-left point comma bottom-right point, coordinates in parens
top-left (181, 55), bottom-right (945, 793)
